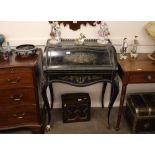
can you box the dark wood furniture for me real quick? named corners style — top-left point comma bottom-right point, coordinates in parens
top-left (125, 92), bottom-right (155, 132)
top-left (62, 93), bottom-right (91, 123)
top-left (0, 49), bottom-right (46, 133)
top-left (43, 39), bottom-right (119, 129)
top-left (116, 53), bottom-right (155, 130)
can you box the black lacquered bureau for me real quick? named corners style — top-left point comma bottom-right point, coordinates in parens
top-left (42, 39), bottom-right (119, 130)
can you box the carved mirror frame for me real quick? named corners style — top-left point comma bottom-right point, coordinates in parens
top-left (49, 21), bottom-right (101, 31)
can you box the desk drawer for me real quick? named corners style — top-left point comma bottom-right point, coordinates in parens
top-left (128, 72), bottom-right (155, 83)
top-left (0, 88), bottom-right (36, 106)
top-left (0, 68), bottom-right (34, 89)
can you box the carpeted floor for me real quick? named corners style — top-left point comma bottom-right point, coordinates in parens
top-left (0, 107), bottom-right (131, 134)
top-left (49, 107), bottom-right (130, 134)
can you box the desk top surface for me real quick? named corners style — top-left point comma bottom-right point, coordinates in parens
top-left (117, 53), bottom-right (155, 72)
top-left (0, 49), bottom-right (41, 68)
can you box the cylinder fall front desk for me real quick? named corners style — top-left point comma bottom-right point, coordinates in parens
top-left (42, 39), bottom-right (119, 130)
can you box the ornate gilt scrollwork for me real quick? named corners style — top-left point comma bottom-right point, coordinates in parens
top-left (59, 75), bottom-right (103, 85)
top-left (64, 52), bottom-right (97, 64)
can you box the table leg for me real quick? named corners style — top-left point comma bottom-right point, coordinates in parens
top-left (101, 82), bottom-right (107, 108)
top-left (115, 84), bottom-right (127, 131)
top-left (41, 81), bottom-right (51, 131)
top-left (107, 79), bottom-right (119, 128)
top-left (49, 83), bottom-right (54, 109)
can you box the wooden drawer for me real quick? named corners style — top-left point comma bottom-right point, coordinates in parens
top-left (0, 104), bottom-right (37, 115)
top-left (0, 105), bottom-right (39, 127)
top-left (0, 67), bottom-right (33, 75)
top-left (128, 72), bottom-right (155, 83)
top-left (0, 67), bottom-right (34, 89)
top-left (0, 88), bottom-right (36, 106)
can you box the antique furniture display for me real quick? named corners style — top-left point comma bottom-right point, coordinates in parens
top-left (0, 49), bottom-right (46, 133)
top-left (116, 53), bottom-right (155, 130)
top-left (125, 92), bottom-right (155, 132)
top-left (43, 39), bottom-right (119, 129)
top-left (62, 93), bottom-right (91, 123)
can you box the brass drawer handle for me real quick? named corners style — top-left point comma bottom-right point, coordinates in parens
top-left (17, 116), bottom-right (23, 119)
top-left (7, 77), bottom-right (21, 84)
top-left (12, 113), bottom-right (25, 119)
top-left (18, 113), bottom-right (25, 119)
top-left (10, 95), bottom-right (23, 102)
top-left (10, 68), bottom-right (15, 73)
top-left (14, 98), bottom-right (22, 101)
top-left (147, 75), bottom-right (152, 80)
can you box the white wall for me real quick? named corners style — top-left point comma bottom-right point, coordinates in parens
top-left (1, 21), bottom-right (155, 47)
top-left (0, 21), bottom-right (155, 108)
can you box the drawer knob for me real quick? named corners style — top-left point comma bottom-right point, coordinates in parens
top-left (17, 116), bottom-right (23, 119)
top-left (7, 77), bottom-right (21, 84)
top-left (10, 68), bottom-right (15, 73)
top-left (13, 113), bottom-right (25, 119)
top-left (10, 94), bottom-right (23, 102)
top-left (18, 113), bottom-right (25, 119)
top-left (147, 75), bottom-right (152, 80)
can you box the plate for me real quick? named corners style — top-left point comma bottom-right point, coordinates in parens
top-left (145, 22), bottom-right (155, 40)
top-left (147, 51), bottom-right (155, 64)
top-left (148, 54), bottom-right (155, 61)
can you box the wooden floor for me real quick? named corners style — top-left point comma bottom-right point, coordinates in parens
top-left (0, 107), bottom-right (132, 134)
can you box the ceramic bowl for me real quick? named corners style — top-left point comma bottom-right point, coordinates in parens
top-left (15, 44), bottom-right (37, 56)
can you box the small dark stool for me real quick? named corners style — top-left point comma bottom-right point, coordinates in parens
top-left (61, 93), bottom-right (91, 123)
top-left (125, 92), bottom-right (155, 133)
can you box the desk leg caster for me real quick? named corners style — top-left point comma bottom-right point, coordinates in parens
top-left (46, 125), bottom-right (51, 132)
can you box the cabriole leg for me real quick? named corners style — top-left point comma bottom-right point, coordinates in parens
top-left (107, 78), bottom-right (119, 128)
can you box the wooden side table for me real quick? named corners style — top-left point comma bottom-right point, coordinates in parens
top-left (116, 53), bottom-right (155, 130)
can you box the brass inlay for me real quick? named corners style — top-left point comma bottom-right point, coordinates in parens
top-left (61, 75), bottom-right (103, 84)
top-left (64, 52), bottom-right (97, 64)
top-left (149, 108), bottom-right (152, 115)
top-left (135, 108), bottom-right (139, 115)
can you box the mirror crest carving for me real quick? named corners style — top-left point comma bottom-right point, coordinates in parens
top-left (49, 21), bottom-right (101, 31)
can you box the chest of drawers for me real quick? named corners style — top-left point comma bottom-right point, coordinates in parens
top-left (0, 49), bottom-right (45, 133)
